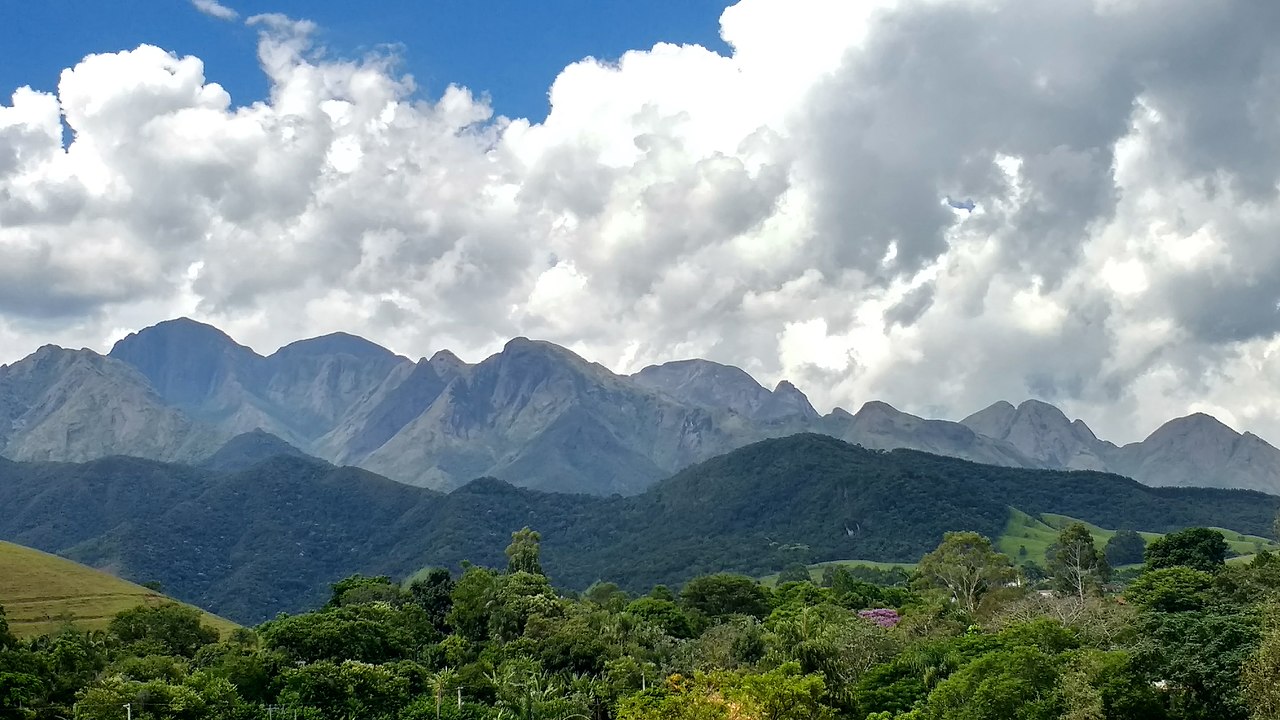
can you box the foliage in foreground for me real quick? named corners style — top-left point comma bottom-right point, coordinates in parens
top-left (4, 523), bottom-right (1280, 720)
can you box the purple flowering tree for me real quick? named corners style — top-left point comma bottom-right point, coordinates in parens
top-left (858, 608), bottom-right (901, 628)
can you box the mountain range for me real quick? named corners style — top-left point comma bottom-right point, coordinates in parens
top-left (2, 317), bottom-right (1279, 495)
top-left (2, 433), bottom-right (1275, 623)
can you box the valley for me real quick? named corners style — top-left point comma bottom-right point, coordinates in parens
top-left (2, 433), bottom-right (1277, 624)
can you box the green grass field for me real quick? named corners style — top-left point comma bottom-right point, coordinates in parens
top-left (762, 510), bottom-right (1280, 586)
top-left (0, 541), bottom-right (238, 639)
top-left (999, 509), bottom-right (1280, 566)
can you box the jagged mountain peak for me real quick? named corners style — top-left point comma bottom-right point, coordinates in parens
top-left (960, 400), bottom-right (1018, 437)
top-left (771, 380), bottom-right (820, 420)
top-left (1110, 411), bottom-right (1280, 493)
top-left (503, 336), bottom-right (571, 354)
top-left (23, 344), bottom-right (102, 367)
top-left (428, 349), bottom-right (464, 364)
top-left (961, 397), bottom-right (1106, 471)
top-left (636, 358), bottom-right (760, 382)
top-left (1071, 418), bottom-right (1100, 442)
top-left (631, 359), bottom-right (764, 400)
top-left (827, 406), bottom-right (855, 420)
top-left (1243, 430), bottom-right (1273, 444)
top-left (5, 345), bottom-right (130, 386)
top-left (500, 337), bottom-right (591, 367)
top-left (427, 350), bottom-right (470, 380)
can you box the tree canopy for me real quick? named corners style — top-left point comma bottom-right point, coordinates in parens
top-left (1145, 527), bottom-right (1230, 573)
top-left (5, 523), bottom-right (1280, 720)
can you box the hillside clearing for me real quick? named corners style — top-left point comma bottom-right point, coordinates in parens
top-left (0, 541), bottom-right (238, 638)
top-left (1000, 509), bottom-right (1280, 566)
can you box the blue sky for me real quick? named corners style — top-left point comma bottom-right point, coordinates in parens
top-left (1, 0), bottom-right (734, 121)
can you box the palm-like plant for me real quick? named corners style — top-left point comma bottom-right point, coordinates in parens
top-left (427, 667), bottom-right (458, 719)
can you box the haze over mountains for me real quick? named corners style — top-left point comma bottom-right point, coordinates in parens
top-left (3, 434), bottom-right (1276, 622)
top-left (2, 317), bottom-right (1279, 495)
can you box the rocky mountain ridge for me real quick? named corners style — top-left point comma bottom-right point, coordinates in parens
top-left (2, 317), bottom-right (1279, 494)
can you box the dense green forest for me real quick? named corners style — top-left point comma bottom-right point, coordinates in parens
top-left (3, 435), bottom-right (1278, 623)
top-left (5, 521), bottom-right (1280, 720)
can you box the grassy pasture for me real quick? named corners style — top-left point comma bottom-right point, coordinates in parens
top-left (762, 509), bottom-right (1280, 586)
top-left (0, 541), bottom-right (237, 638)
top-left (1001, 509), bottom-right (1280, 566)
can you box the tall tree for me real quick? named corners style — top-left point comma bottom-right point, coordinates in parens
top-left (427, 667), bottom-right (458, 720)
top-left (778, 563), bottom-right (814, 585)
top-left (916, 532), bottom-right (1015, 614)
top-left (680, 574), bottom-right (772, 620)
top-left (408, 568), bottom-right (455, 632)
top-left (1145, 527), bottom-right (1230, 573)
top-left (108, 603), bottom-right (219, 658)
top-left (506, 527), bottom-right (545, 576)
top-left (1047, 523), bottom-right (1110, 600)
top-left (1104, 530), bottom-right (1147, 567)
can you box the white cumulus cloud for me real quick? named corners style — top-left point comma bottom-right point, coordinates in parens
top-left (4, 0), bottom-right (1280, 446)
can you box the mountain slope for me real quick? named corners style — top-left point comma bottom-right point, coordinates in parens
top-left (8, 317), bottom-right (1280, 495)
top-left (0, 346), bottom-right (217, 463)
top-left (825, 401), bottom-right (1034, 468)
top-left (2, 435), bottom-right (1277, 623)
top-left (316, 356), bottom-right (462, 465)
top-left (1112, 413), bottom-right (1280, 492)
top-left (200, 430), bottom-right (314, 472)
top-left (632, 359), bottom-right (819, 422)
top-left (0, 539), bottom-right (237, 638)
top-left (108, 318), bottom-right (412, 451)
top-left (357, 338), bottom-right (752, 492)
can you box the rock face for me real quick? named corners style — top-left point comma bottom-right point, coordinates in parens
top-left (827, 401), bottom-right (1034, 468)
top-left (632, 359), bottom-right (820, 422)
top-left (0, 346), bottom-right (216, 462)
top-left (1111, 414), bottom-right (1280, 492)
top-left (109, 318), bottom-right (411, 448)
top-left (5, 317), bottom-right (1280, 495)
top-left (960, 401), bottom-right (1280, 495)
top-left (961, 399), bottom-right (1112, 471)
top-left (355, 339), bottom-right (745, 494)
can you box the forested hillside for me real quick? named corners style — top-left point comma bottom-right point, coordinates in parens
top-left (5, 522), bottom-right (1280, 720)
top-left (2, 435), bottom-right (1277, 623)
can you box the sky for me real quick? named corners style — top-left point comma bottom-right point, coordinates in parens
top-left (1, 1), bottom-right (734, 122)
top-left (3, 0), bottom-right (1280, 445)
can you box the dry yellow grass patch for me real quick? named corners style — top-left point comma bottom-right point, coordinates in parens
top-left (0, 541), bottom-right (237, 638)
